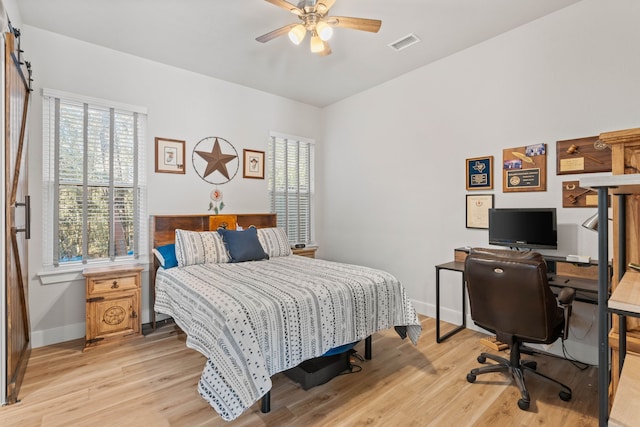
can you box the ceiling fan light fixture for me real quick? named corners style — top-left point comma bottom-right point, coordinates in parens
top-left (288, 24), bottom-right (306, 45)
top-left (258, 0), bottom-right (380, 56)
top-left (310, 31), bottom-right (324, 53)
top-left (316, 21), bottom-right (333, 41)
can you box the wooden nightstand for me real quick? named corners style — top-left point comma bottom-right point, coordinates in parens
top-left (83, 264), bottom-right (144, 351)
top-left (292, 247), bottom-right (317, 258)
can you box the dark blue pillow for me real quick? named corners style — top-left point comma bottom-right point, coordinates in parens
top-left (217, 226), bottom-right (268, 263)
top-left (153, 243), bottom-right (178, 269)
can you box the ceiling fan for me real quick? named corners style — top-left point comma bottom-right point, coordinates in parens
top-left (256, 0), bottom-right (382, 56)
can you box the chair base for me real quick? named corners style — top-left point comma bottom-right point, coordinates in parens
top-left (466, 346), bottom-right (572, 410)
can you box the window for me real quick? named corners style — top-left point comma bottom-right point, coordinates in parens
top-left (42, 89), bottom-right (147, 267)
top-left (267, 132), bottom-right (314, 245)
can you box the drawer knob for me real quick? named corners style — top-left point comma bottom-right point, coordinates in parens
top-left (111, 281), bottom-right (119, 289)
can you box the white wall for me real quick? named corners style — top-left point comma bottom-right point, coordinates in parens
top-left (319, 0), bottom-right (640, 365)
top-left (22, 26), bottom-right (323, 347)
top-left (2, 0), bottom-right (20, 27)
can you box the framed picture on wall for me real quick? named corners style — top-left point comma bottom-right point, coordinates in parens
top-left (466, 156), bottom-right (493, 190)
top-left (466, 194), bottom-right (494, 229)
top-left (155, 137), bottom-right (185, 174)
top-left (243, 149), bottom-right (265, 179)
top-left (502, 144), bottom-right (547, 192)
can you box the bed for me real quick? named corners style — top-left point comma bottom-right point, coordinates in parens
top-left (150, 213), bottom-right (422, 421)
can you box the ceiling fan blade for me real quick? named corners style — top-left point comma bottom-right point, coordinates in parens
top-left (318, 40), bottom-right (332, 56)
top-left (264, 0), bottom-right (303, 16)
top-left (328, 16), bottom-right (382, 33)
top-left (316, 0), bottom-right (337, 14)
top-left (256, 23), bottom-right (298, 43)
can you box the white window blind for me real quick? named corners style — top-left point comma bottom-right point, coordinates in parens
top-left (42, 89), bottom-right (148, 267)
top-left (268, 132), bottom-right (314, 245)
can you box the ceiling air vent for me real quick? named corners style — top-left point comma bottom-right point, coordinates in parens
top-left (388, 33), bottom-right (421, 52)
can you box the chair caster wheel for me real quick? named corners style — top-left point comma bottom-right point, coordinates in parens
top-left (477, 355), bottom-right (486, 363)
top-left (466, 373), bottom-right (476, 383)
top-left (518, 398), bottom-right (530, 410)
top-left (559, 390), bottom-right (572, 401)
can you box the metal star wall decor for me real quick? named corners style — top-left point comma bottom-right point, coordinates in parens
top-left (192, 136), bottom-right (239, 185)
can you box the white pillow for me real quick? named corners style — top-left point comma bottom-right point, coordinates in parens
top-left (257, 227), bottom-right (292, 258)
top-left (174, 229), bottom-right (229, 267)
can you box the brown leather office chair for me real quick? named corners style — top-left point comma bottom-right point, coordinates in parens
top-left (464, 248), bottom-right (576, 410)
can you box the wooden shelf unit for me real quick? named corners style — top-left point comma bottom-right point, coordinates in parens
top-left (609, 270), bottom-right (640, 314)
top-left (609, 352), bottom-right (640, 427)
top-left (607, 270), bottom-right (640, 426)
top-left (602, 128), bottom-right (640, 408)
top-left (581, 150), bottom-right (640, 426)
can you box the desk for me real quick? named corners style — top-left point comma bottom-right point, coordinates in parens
top-left (545, 255), bottom-right (600, 305)
top-left (435, 257), bottom-right (602, 343)
top-left (435, 261), bottom-right (466, 343)
top-left (548, 278), bottom-right (598, 305)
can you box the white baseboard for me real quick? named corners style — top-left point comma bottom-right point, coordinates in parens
top-left (412, 299), bottom-right (476, 329)
top-left (31, 322), bottom-right (85, 349)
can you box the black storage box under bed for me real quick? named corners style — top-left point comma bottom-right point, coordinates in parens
top-left (284, 350), bottom-right (352, 390)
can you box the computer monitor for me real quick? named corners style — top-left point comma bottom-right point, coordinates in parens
top-left (488, 208), bottom-right (557, 250)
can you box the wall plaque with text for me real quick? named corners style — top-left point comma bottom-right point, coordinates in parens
top-left (502, 144), bottom-right (547, 192)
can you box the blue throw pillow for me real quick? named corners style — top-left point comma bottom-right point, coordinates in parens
top-left (152, 243), bottom-right (178, 269)
top-left (323, 341), bottom-right (358, 356)
top-left (217, 226), bottom-right (268, 263)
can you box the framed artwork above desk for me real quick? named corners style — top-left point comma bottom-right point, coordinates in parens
top-left (466, 194), bottom-right (493, 229)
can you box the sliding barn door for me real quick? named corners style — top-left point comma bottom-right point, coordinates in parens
top-left (4, 30), bottom-right (32, 404)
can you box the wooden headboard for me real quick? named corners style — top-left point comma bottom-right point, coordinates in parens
top-left (148, 213), bottom-right (277, 330)
top-left (150, 213), bottom-right (277, 248)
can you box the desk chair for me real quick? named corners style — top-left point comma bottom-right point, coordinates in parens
top-left (464, 248), bottom-right (576, 410)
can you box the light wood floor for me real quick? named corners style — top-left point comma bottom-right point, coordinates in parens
top-left (0, 316), bottom-right (598, 426)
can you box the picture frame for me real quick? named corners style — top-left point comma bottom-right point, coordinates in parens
top-left (466, 156), bottom-right (493, 190)
top-left (155, 137), bottom-right (185, 174)
top-left (243, 149), bottom-right (265, 179)
top-left (466, 194), bottom-right (494, 229)
top-left (556, 136), bottom-right (612, 175)
top-left (502, 144), bottom-right (547, 193)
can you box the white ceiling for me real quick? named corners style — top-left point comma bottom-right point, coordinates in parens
top-left (17, 0), bottom-right (582, 107)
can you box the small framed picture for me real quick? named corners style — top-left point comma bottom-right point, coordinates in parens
top-left (155, 137), bottom-right (185, 174)
top-left (466, 194), bottom-right (494, 229)
top-left (243, 149), bottom-right (265, 179)
top-left (466, 156), bottom-right (493, 190)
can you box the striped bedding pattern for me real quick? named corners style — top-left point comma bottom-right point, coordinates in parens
top-left (154, 255), bottom-right (421, 421)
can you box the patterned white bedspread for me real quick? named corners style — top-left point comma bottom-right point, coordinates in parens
top-left (154, 255), bottom-right (421, 421)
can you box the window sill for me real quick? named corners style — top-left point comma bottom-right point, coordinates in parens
top-left (38, 259), bottom-right (149, 285)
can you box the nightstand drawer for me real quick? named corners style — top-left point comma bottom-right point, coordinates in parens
top-left (88, 274), bottom-right (139, 295)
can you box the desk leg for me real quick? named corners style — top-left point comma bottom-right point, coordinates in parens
top-left (436, 267), bottom-right (467, 343)
top-left (462, 272), bottom-right (467, 329)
